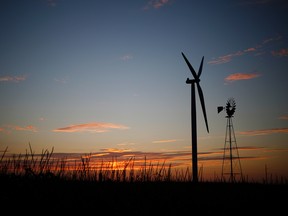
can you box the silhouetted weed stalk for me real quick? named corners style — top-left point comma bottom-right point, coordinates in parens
top-left (1, 145), bottom-right (287, 184)
top-left (0, 145), bottom-right (192, 182)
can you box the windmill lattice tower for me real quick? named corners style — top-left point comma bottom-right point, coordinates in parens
top-left (218, 98), bottom-right (243, 182)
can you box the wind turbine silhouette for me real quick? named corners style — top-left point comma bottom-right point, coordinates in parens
top-left (181, 52), bottom-right (209, 183)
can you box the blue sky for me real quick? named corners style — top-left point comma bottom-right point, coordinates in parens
top-left (0, 0), bottom-right (287, 180)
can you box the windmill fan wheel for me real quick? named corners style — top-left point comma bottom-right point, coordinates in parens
top-left (226, 98), bottom-right (236, 117)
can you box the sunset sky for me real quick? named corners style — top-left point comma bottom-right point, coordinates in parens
top-left (0, 0), bottom-right (287, 181)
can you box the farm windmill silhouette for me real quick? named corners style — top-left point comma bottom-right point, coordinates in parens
top-left (181, 52), bottom-right (209, 183)
top-left (218, 97), bottom-right (243, 182)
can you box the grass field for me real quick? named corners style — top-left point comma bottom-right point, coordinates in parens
top-left (1, 146), bottom-right (287, 215)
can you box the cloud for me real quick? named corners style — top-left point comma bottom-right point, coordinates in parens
top-left (225, 73), bottom-right (261, 82)
top-left (208, 51), bottom-right (244, 64)
top-left (47, 0), bottom-right (57, 7)
top-left (263, 148), bottom-right (288, 153)
top-left (152, 139), bottom-right (178, 144)
top-left (43, 148), bottom-right (266, 172)
top-left (143, 0), bottom-right (170, 10)
top-left (271, 48), bottom-right (288, 57)
top-left (100, 148), bottom-right (132, 153)
top-left (0, 75), bottom-right (27, 83)
top-left (13, 125), bottom-right (37, 132)
top-left (239, 0), bottom-right (276, 5)
top-left (238, 128), bottom-right (288, 136)
top-left (120, 54), bottom-right (133, 61)
top-left (117, 142), bottom-right (135, 146)
top-left (209, 35), bottom-right (282, 65)
top-left (279, 115), bottom-right (288, 120)
top-left (208, 48), bottom-right (257, 65)
top-left (244, 47), bottom-right (256, 52)
top-left (54, 78), bottom-right (67, 84)
top-left (262, 35), bottom-right (282, 44)
top-left (53, 122), bottom-right (129, 133)
top-left (236, 146), bottom-right (265, 150)
top-left (0, 125), bottom-right (37, 133)
top-left (48, 149), bottom-right (213, 169)
top-left (2, 147), bottom-right (269, 181)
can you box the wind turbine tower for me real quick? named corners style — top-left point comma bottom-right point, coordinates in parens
top-left (218, 97), bottom-right (243, 182)
top-left (181, 52), bottom-right (209, 183)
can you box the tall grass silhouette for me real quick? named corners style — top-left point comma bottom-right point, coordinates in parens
top-left (1, 144), bottom-right (287, 184)
top-left (0, 144), bottom-right (193, 182)
top-left (1, 144), bottom-right (287, 215)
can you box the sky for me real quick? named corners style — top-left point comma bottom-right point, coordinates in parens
top-left (0, 0), bottom-right (288, 182)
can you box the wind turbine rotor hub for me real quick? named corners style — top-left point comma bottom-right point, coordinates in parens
top-left (186, 78), bottom-right (196, 84)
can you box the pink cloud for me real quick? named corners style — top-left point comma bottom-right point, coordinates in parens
top-left (225, 73), bottom-right (261, 82)
top-left (209, 35), bottom-right (282, 65)
top-left (238, 128), bottom-right (288, 136)
top-left (244, 47), bottom-right (256, 52)
top-left (271, 48), bottom-right (288, 57)
top-left (0, 75), bottom-right (27, 82)
top-left (152, 139), bottom-right (177, 144)
top-left (12, 125), bottom-right (37, 132)
top-left (53, 122), bottom-right (129, 133)
top-left (208, 51), bottom-right (244, 64)
top-left (143, 0), bottom-right (170, 10)
top-left (278, 115), bottom-right (288, 120)
top-left (0, 125), bottom-right (37, 133)
top-left (263, 35), bottom-right (282, 44)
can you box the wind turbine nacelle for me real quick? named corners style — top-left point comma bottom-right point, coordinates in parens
top-left (186, 78), bottom-right (194, 84)
top-left (217, 106), bottom-right (224, 114)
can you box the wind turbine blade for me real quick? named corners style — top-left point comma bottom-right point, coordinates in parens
top-left (197, 56), bottom-right (204, 78)
top-left (181, 52), bottom-right (198, 80)
top-left (196, 83), bottom-right (209, 133)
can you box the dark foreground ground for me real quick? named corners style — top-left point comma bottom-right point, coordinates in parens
top-left (1, 176), bottom-right (287, 215)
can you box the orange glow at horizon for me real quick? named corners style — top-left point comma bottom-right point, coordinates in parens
top-left (1, 147), bottom-right (281, 182)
